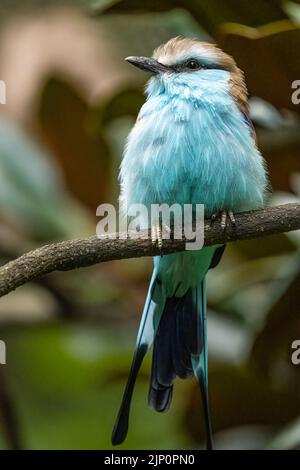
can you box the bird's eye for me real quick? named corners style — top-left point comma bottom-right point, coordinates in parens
top-left (186, 59), bottom-right (201, 70)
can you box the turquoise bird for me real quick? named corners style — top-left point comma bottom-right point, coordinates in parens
top-left (112, 37), bottom-right (268, 448)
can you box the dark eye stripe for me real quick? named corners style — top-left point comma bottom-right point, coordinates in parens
top-left (170, 60), bottom-right (228, 72)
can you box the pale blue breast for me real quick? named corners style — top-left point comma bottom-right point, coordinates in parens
top-left (120, 70), bottom-right (267, 218)
top-left (119, 70), bottom-right (268, 296)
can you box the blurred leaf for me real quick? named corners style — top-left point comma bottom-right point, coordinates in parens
top-left (218, 21), bottom-right (300, 111)
top-left (1, 324), bottom-right (188, 449)
top-left (249, 97), bottom-right (284, 130)
top-left (268, 416), bottom-right (300, 449)
top-left (257, 126), bottom-right (300, 192)
top-left (233, 234), bottom-right (297, 259)
top-left (252, 258), bottom-right (300, 374)
top-left (0, 117), bottom-right (90, 241)
top-left (95, 0), bottom-right (174, 15)
top-left (39, 78), bottom-right (112, 212)
top-left (0, 7), bottom-right (130, 124)
top-left (283, 1), bottom-right (300, 24)
top-left (207, 253), bottom-right (294, 311)
top-left (100, 89), bottom-right (144, 124)
top-left (99, 0), bottom-right (288, 35)
top-left (183, 362), bottom-right (300, 446)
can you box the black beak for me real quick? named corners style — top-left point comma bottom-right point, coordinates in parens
top-left (125, 56), bottom-right (168, 74)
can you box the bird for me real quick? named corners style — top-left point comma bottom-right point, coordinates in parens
top-left (112, 37), bottom-right (268, 449)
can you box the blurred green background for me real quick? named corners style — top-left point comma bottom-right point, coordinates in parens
top-left (0, 0), bottom-right (300, 450)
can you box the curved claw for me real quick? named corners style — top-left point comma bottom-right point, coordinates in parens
top-left (228, 210), bottom-right (236, 226)
top-left (151, 223), bottom-right (171, 249)
top-left (151, 223), bottom-right (162, 248)
top-left (210, 210), bottom-right (236, 232)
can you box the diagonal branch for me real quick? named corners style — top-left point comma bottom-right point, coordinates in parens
top-left (0, 203), bottom-right (299, 299)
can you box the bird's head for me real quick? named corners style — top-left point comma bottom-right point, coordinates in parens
top-left (126, 37), bottom-right (247, 107)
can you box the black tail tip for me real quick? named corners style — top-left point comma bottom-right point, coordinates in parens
top-left (111, 435), bottom-right (123, 446)
top-left (148, 386), bottom-right (173, 412)
top-left (111, 421), bottom-right (128, 446)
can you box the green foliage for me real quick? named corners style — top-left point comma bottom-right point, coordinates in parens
top-left (0, 117), bottom-right (91, 241)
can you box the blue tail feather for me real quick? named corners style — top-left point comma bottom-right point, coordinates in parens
top-left (191, 280), bottom-right (214, 450)
top-left (112, 246), bottom-right (225, 447)
top-left (111, 268), bottom-right (164, 445)
top-left (148, 280), bottom-right (213, 449)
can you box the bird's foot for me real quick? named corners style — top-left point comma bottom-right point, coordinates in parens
top-left (227, 210), bottom-right (236, 226)
top-left (151, 223), bottom-right (162, 249)
top-left (151, 223), bottom-right (171, 249)
top-left (210, 210), bottom-right (236, 231)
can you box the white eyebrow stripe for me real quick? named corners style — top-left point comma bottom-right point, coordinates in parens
top-left (157, 45), bottom-right (220, 67)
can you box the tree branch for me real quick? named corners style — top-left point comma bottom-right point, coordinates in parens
top-left (0, 203), bottom-right (299, 299)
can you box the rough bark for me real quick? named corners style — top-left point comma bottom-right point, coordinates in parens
top-left (0, 203), bottom-right (299, 298)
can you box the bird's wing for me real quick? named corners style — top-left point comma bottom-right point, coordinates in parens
top-left (111, 267), bottom-right (165, 445)
top-left (242, 109), bottom-right (258, 145)
top-left (230, 71), bottom-right (257, 145)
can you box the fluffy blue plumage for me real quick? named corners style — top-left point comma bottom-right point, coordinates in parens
top-left (113, 38), bottom-right (268, 449)
top-left (120, 68), bottom-right (267, 218)
top-left (120, 62), bottom-right (267, 295)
